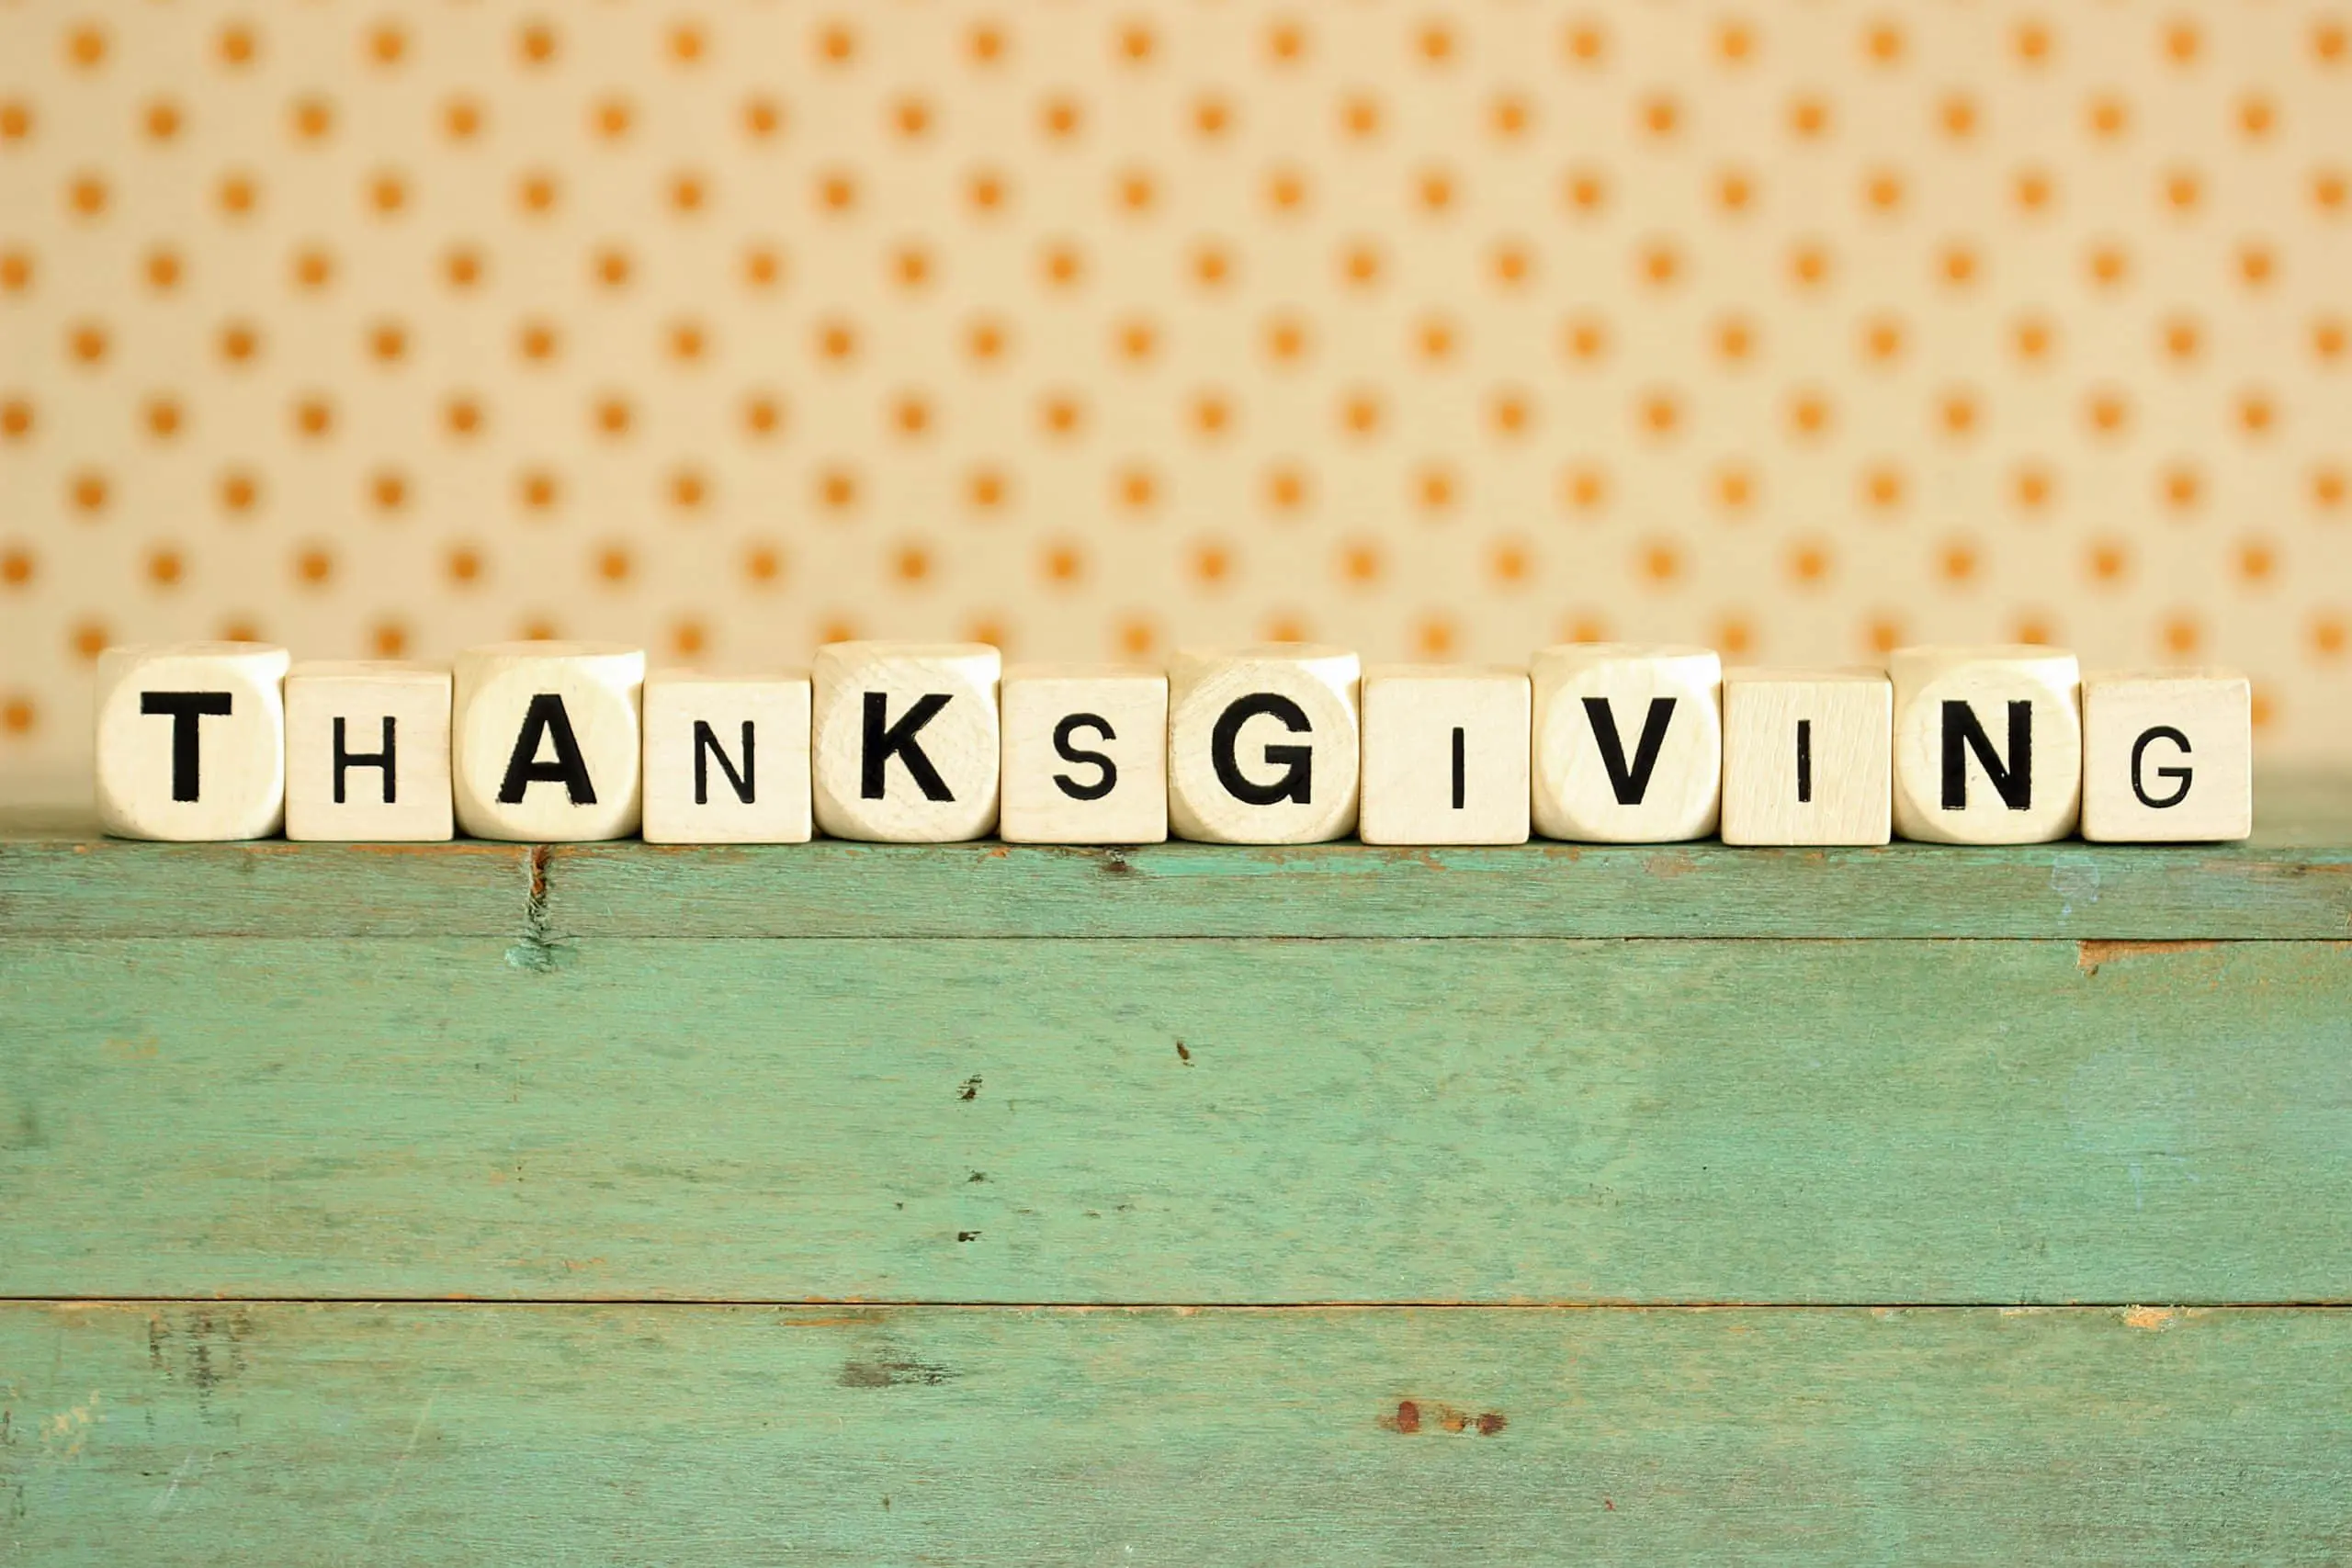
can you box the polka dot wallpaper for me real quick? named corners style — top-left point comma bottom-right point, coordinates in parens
top-left (2, 0), bottom-right (2347, 776)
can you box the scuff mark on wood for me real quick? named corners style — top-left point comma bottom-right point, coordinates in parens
top-left (1381, 1398), bottom-right (1505, 1436)
top-left (838, 1359), bottom-right (955, 1389)
top-left (2076, 939), bottom-right (2219, 976)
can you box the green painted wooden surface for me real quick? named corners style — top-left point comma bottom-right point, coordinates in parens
top-left (6, 1303), bottom-right (2351, 1565)
top-left (7, 936), bottom-right (2348, 1302)
top-left (4, 773), bottom-right (2349, 940)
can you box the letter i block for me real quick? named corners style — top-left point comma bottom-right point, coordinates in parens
top-left (453, 642), bottom-right (646, 841)
top-left (1000, 664), bottom-right (1169, 844)
top-left (284, 660), bottom-right (454, 841)
top-left (95, 642), bottom-right (290, 840)
top-left (641, 671), bottom-right (814, 844)
top-left (1531, 645), bottom-right (1721, 842)
top-left (1168, 645), bottom-right (1360, 844)
top-left (1890, 645), bottom-right (2081, 843)
top-left (1359, 664), bottom-right (1531, 845)
top-left (811, 642), bottom-right (1001, 841)
top-left (1720, 668), bottom-right (1892, 846)
top-left (2081, 671), bottom-right (2252, 841)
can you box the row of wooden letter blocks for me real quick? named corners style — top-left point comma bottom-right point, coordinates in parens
top-left (93, 640), bottom-right (2253, 846)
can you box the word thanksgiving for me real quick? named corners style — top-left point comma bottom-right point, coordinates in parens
top-left (92, 640), bottom-right (2252, 847)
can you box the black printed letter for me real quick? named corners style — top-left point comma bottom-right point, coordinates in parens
top-left (1795, 718), bottom-right (1813, 804)
top-left (1211, 693), bottom-right (1313, 806)
top-left (695, 720), bottom-right (755, 806)
top-left (1939, 699), bottom-right (2032, 811)
top-left (497, 694), bottom-right (598, 806)
top-left (1052, 713), bottom-right (1117, 801)
top-left (1582, 696), bottom-right (1677, 806)
top-left (862, 692), bottom-right (954, 801)
top-left (334, 715), bottom-right (397, 805)
top-left (141, 692), bottom-right (233, 802)
top-left (2130, 725), bottom-right (2193, 809)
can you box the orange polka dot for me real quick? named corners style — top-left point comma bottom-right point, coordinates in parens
top-left (2162, 463), bottom-right (2205, 512)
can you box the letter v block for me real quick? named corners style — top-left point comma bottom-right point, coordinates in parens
top-left (1168, 644), bottom-right (1360, 844)
top-left (812, 641), bottom-right (1001, 841)
top-left (454, 642), bottom-right (646, 841)
top-left (1532, 644), bottom-right (1722, 841)
top-left (285, 660), bottom-right (454, 841)
top-left (1890, 645), bottom-right (2081, 843)
top-left (95, 641), bottom-right (291, 840)
top-left (641, 671), bottom-right (814, 844)
top-left (2080, 670), bottom-right (2252, 842)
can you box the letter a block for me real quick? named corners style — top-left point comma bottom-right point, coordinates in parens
top-left (811, 642), bottom-right (1001, 841)
top-left (1168, 645), bottom-right (1360, 844)
top-left (1720, 668), bottom-right (1892, 846)
top-left (641, 671), bottom-right (814, 844)
top-left (1359, 664), bottom-right (1531, 845)
top-left (2081, 671), bottom-right (2252, 842)
top-left (1531, 645), bottom-right (1721, 842)
top-left (95, 641), bottom-right (290, 840)
top-left (1890, 645), bottom-right (2081, 843)
top-left (284, 660), bottom-right (454, 841)
top-left (1000, 664), bottom-right (1169, 844)
top-left (453, 642), bottom-right (646, 841)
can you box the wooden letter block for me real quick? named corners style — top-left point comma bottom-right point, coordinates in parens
top-left (1359, 664), bottom-right (1531, 845)
top-left (94, 641), bottom-right (290, 840)
top-left (284, 660), bottom-right (454, 842)
top-left (2081, 670), bottom-right (2252, 842)
top-left (1168, 644), bottom-right (1360, 844)
top-left (453, 642), bottom-right (645, 841)
top-left (1000, 664), bottom-right (1169, 844)
top-left (1720, 668), bottom-right (1892, 846)
top-left (811, 642), bottom-right (1001, 841)
top-left (1531, 644), bottom-right (1722, 842)
top-left (1890, 645), bottom-right (2081, 843)
top-left (641, 671), bottom-right (813, 844)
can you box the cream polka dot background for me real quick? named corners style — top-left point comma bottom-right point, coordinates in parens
top-left (2, 0), bottom-right (2347, 786)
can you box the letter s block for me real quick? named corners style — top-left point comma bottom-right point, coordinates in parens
top-left (95, 641), bottom-right (290, 840)
top-left (811, 641), bottom-right (1001, 841)
top-left (1890, 645), bottom-right (2080, 844)
top-left (2081, 670), bottom-right (2251, 842)
top-left (453, 642), bottom-right (646, 841)
top-left (1168, 645), bottom-right (1360, 844)
top-left (1532, 644), bottom-right (1721, 842)
top-left (1000, 664), bottom-right (1169, 844)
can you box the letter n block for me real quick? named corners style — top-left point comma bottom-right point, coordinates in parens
top-left (1531, 644), bottom-right (1721, 842)
top-left (1168, 644), bottom-right (1359, 844)
top-left (95, 641), bottom-right (290, 840)
top-left (1890, 645), bottom-right (2080, 843)
top-left (1000, 664), bottom-right (1169, 844)
top-left (1720, 667), bottom-right (1891, 846)
top-left (285, 660), bottom-right (453, 841)
top-left (2081, 671), bottom-right (2252, 842)
top-left (453, 642), bottom-right (646, 841)
top-left (811, 641), bottom-right (1001, 841)
top-left (641, 671), bottom-right (813, 844)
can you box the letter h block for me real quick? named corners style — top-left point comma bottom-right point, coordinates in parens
top-left (285, 660), bottom-right (454, 841)
top-left (1168, 645), bottom-right (1360, 844)
top-left (812, 642), bottom-right (1001, 841)
top-left (1890, 646), bottom-right (2080, 843)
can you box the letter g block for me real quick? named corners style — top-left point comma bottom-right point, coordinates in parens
top-left (2080, 670), bottom-right (2251, 842)
top-left (454, 642), bottom-right (645, 841)
top-left (812, 641), bottom-right (1001, 841)
top-left (1168, 644), bottom-right (1360, 844)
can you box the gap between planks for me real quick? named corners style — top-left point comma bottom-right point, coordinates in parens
top-left (6, 1297), bottom-right (2352, 1310)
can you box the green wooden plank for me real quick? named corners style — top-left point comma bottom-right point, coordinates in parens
top-left (7, 937), bottom-right (2347, 1303)
top-left (4, 1302), bottom-right (2348, 1564)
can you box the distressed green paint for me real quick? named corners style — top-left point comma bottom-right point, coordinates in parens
top-left (6, 936), bottom-right (2348, 1303)
top-left (5, 783), bottom-right (2350, 940)
top-left (4, 1302), bottom-right (2350, 1565)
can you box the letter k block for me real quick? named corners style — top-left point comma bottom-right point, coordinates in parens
top-left (812, 642), bottom-right (1001, 841)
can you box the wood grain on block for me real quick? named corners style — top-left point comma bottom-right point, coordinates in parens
top-left (93, 641), bottom-right (290, 840)
top-left (1892, 646), bottom-right (2082, 844)
top-left (1721, 667), bottom-right (1892, 846)
top-left (1360, 663), bottom-right (1531, 845)
top-left (641, 671), bottom-right (812, 844)
top-left (283, 660), bottom-right (453, 842)
top-left (1531, 644), bottom-right (1722, 842)
top-left (1167, 644), bottom-right (1360, 844)
top-left (2082, 671), bottom-right (2254, 843)
top-left (1000, 663), bottom-right (1169, 843)
top-left (812, 641), bottom-right (1001, 841)
top-left (452, 642), bottom-right (645, 842)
